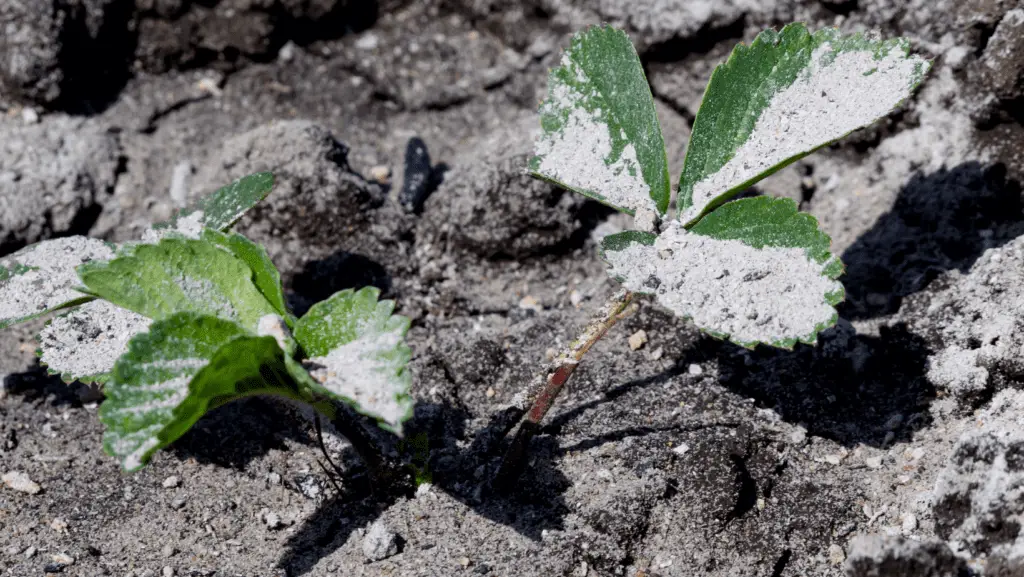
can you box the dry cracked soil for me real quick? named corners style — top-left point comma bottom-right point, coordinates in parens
top-left (3, 0), bottom-right (1024, 576)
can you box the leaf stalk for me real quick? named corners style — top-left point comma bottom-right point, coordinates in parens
top-left (494, 290), bottom-right (637, 488)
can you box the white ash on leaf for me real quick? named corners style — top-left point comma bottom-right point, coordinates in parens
top-left (605, 222), bottom-right (842, 346)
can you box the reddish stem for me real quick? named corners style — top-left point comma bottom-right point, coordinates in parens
top-left (494, 290), bottom-right (636, 489)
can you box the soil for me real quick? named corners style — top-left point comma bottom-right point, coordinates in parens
top-left (3, 1), bottom-right (1024, 576)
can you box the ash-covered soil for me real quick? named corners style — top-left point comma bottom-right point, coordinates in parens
top-left (3, 0), bottom-right (1024, 576)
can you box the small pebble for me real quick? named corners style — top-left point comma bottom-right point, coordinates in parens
top-left (827, 544), bottom-right (845, 565)
top-left (485, 387), bottom-right (495, 398)
top-left (261, 509), bottom-right (284, 530)
top-left (824, 454), bottom-right (842, 465)
top-left (21, 107), bottom-right (39, 124)
top-left (902, 513), bottom-right (918, 532)
top-left (672, 442), bottom-right (690, 456)
top-left (362, 521), bottom-right (400, 561)
top-left (865, 456), bottom-right (883, 469)
top-left (278, 41), bottom-right (296, 62)
top-left (688, 363), bottom-right (703, 376)
top-left (518, 295), bottom-right (542, 313)
top-left (24, 546), bottom-right (37, 558)
top-left (369, 165), bottom-right (391, 184)
top-left (170, 498), bottom-right (186, 510)
top-left (458, 557), bottom-right (471, 568)
top-left (51, 552), bottom-right (75, 566)
top-left (162, 476), bottom-right (181, 489)
top-left (355, 33), bottom-right (379, 50)
top-left (628, 330), bottom-right (648, 351)
top-left (648, 347), bottom-right (664, 361)
top-left (161, 544), bottom-right (175, 558)
top-left (569, 290), bottom-right (583, 308)
top-left (163, 566), bottom-right (174, 577)
top-left (268, 472), bottom-right (282, 485)
top-left (3, 471), bottom-right (41, 494)
top-left (50, 518), bottom-right (68, 533)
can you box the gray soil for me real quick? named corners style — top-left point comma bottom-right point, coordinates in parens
top-left (3, 1), bottom-right (1024, 576)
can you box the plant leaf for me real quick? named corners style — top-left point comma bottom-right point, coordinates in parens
top-left (529, 25), bottom-right (670, 217)
top-left (77, 237), bottom-right (278, 331)
top-left (678, 23), bottom-right (930, 225)
top-left (0, 237), bottom-right (114, 330)
top-left (200, 228), bottom-right (292, 323)
top-left (38, 300), bottom-right (152, 384)
top-left (604, 196), bottom-right (844, 348)
top-left (146, 172), bottom-right (274, 240)
top-left (294, 287), bottom-right (413, 434)
top-left (99, 313), bottom-right (304, 471)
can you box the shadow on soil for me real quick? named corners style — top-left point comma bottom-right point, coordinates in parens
top-left (841, 161), bottom-right (1024, 319)
top-left (276, 399), bottom-right (572, 575)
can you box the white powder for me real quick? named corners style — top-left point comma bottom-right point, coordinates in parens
top-left (38, 299), bottom-right (152, 381)
top-left (304, 329), bottom-right (412, 433)
top-left (605, 222), bottom-right (842, 345)
top-left (141, 210), bottom-right (205, 243)
top-left (177, 276), bottom-right (236, 319)
top-left (121, 435), bottom-right (163, 472)
top-left (682, 42), bottom-right (929, 223)
top-left (535, 59), bottom-right (655, 214)
top-left (257, 314), bottom-right (292, 351)
top-left (0, 237), bottom-right (115, 327)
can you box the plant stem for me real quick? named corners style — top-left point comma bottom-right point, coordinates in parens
top-left (311, 398), bottom-right (385, 479)
top-left (494, 290), bottom-right (637, 488)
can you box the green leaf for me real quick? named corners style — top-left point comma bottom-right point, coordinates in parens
top-left (678, 23), bottom-right (930, 225)
top-left (689, 196), bottom-right (844, 280)
top-left (0, 237), bottom-right (114, 330)
top-left (200, 228), bottom-right (291, 323)
top-left (529, 25), bottom-right (670, 217)
top-left (77, 237), bottom-right (278, 331)
top-left (100, 313), bottom-right (302, 471)
top-left (604, 197), bottom-right (844, 348)
top-left (294, 287), bottom-right (413, 434)
top-left (147, 173), bottom-right (274, 240)
top-left (38, 300), bottom-right (152, 385)
top-left (600, 230), bottom-right (657, 254)
top-left (599, 231), bottom-right (658, 291)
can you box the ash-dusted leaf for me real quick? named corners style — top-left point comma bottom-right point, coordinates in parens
top-left (604, 197), bottom-right (844, 348)
top-left (100, 313), bottom-right (302, 472)
top-left (145, 172), bottom-right (274, 241)
top-left (201, 228), bottom-right (291, 322)
top-left (294, 287), bottom-right (413, 434)
top-left (77, 237), bottom-right (278, 331)
top-left (678, 24), bottom-right (930, 225)
top-left (600, 230), bottom-right (657, 256)
top-left (38, 300), bottom-right (152, 384)
top-left (0, 237), bottom-right (114, 330)
top-left (530, 25), bottom-right (670, 217)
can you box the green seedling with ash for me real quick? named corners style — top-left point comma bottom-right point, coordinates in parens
top-left (497, 23), bottom-right (931, 485)
top-left (1, 173), bottom-right (414, 476)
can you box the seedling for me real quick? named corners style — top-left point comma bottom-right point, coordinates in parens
top-left (497, 24), bottom-right (930, 483)
top-left (0, 174), bottom-right (413, 475)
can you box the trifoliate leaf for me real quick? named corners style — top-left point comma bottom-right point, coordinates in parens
top-left (604, 197), bottom-right (844, 348)
top-left (77, 237), bottom-right (278, 331)
top-left (294, 287), bottom-right (413, 434)
top-left (530, 25), bottom-right (670, 217)
top-left (678, 23), bottom-right (930, 225)
top-left (145, 172), bottom-right (274, 241)
top-left (38, 300), bottom-right (152, 384)
top-left (0, 237), bottom-right (114, 330)
top-left (200, 228), bottom-right (291, 323)
top-left (100, 313), bottom-right (301, 471)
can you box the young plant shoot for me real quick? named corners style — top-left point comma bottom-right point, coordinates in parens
top-left (0, 174), bottom-right (413, 475)
top-left (497, 23), bottom-right (931, 483)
